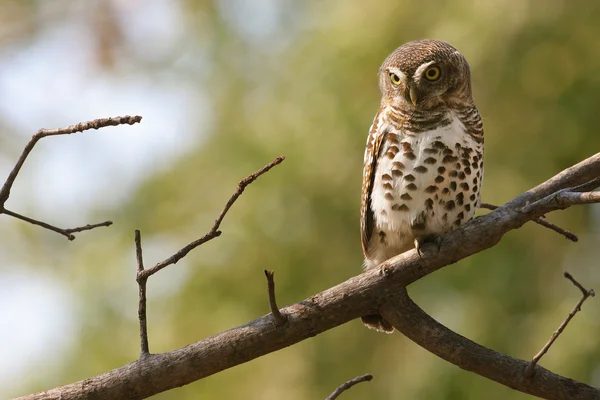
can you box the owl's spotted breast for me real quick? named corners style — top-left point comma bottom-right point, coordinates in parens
top-left (364, 109), bottom-right (483, 269)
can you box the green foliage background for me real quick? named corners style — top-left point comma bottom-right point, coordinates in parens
top-left (4, 1), bottom-right (600, 399)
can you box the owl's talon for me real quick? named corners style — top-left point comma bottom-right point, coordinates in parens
top-left (414, 238), bottom-right (424, 258)
top-left (414, 235), bottom-right (442, 257)
top-left (434, 235), bottom-right (442, 253)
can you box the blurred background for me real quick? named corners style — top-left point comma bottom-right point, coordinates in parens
top-left (1, 0), bottom-right (599, 399)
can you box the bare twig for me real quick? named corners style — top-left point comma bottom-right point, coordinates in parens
top-left (139, 156), bottom-right (285, 279)
top-left (131, 157), bottom-right (285, 355)
top-left (135, 230), bottom-right (150, 356)
top-left (325, 374), bottom-right (373, 400)
top-left (3, 209), bottom-right (112, 240)
top-left (65, 221), bottom-right (113, 234)
top-left (564, 272), bottom-right (594, 297)
top-left (264, 270), bottom-right (287, 326)
top-left (0, 115), bottom-right (141, 239)
top-left (524, 272), bottom-right (595, 378)
top-left (479, 202), bottom-right (578, 242)
top-left (0, 115), bottom-right (142, 206)
top-left (3, 208), bottom-right (77, 240)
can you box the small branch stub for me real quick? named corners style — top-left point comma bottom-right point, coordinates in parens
top-left (135, 229), bottom-right (150, 356)
top-left (325, 374), bottom-right (373, 400)
top-left (264, 269), bottom-right (287, 326)
top-left (524, 272), bottom-right (595, 378)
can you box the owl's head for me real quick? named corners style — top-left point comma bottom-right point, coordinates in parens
top-left (379, 40), bottom-right (473, 110)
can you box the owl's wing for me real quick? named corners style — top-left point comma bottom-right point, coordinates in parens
top-left (360, 123), bottom-right (388, 256)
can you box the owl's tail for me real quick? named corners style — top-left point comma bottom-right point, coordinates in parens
top-left (361, 314), bottom-right (394, 333)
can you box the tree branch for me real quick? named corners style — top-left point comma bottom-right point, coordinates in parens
top-left (138, 155), bottom-right (285, 279)
top-left (64, 221), bottom-right (113, 234)
top-left (15, 152), bottom-right (600, 400)
top-left (524, 272), bottom-right (595, 378)
top-left (325, 373), bottom-right (373, 400)
top-left (2, 209), bottom-right (112, 241)
top-left (380, 290), bottom-right (599, 400)
top-left (0, 115), bottom-right (141, 239)
top-left (130, 157), bottom-right (285, 358)
top-left (135, 230), bottom-right (150, 356)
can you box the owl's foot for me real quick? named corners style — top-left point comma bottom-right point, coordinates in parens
top-left (361, 314), bottom-right (394, 333)
top-left (414, 234), bottom-right (442, 257)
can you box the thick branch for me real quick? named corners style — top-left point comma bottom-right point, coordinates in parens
top-left (15, 152), bottom-right (600, 400)
top-left (380, 291), bottom-right (598, 400)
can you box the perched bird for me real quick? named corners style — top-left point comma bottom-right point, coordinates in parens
top-left (360, 40), bottom-right (484, 333)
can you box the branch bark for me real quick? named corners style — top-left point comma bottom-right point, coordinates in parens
top-left (14, 152), bottom-right (600, 400)
top-left (380, 290), bottom-right (598, 400)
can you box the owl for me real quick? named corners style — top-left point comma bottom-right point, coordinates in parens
top-left (360, 40), bottom-right (484, 333)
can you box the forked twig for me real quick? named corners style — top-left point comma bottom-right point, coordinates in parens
top-left (132, 156), bottom-right (285, 357)
top-left (325, 374), bottom-right (373, 400)
top-left (139, 156), bottom-right (285, 279)
top-left (3, 209), bottom-right (112, 241)
top-left (479, 202), bottom-right (578, 242)
top-left (524, 272), bottom-right (595, 377)
top-left (264, 270), bottom-right (287, 326)
top-left (0, 115), bottom-right (141, 239)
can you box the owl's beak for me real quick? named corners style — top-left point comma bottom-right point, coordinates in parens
top-left (409, 87), bottom-right (420, 106)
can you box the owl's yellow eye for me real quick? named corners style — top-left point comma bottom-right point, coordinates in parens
top-left (424, 66), bottom-right (441, 81)
top-left (390, 73), bottom-right (402, 85)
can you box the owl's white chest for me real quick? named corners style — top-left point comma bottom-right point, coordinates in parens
top-left (367, 114), bottom-right (483, 267)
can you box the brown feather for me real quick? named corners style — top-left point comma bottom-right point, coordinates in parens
top-left (360, 112), bottom-right (388, 258)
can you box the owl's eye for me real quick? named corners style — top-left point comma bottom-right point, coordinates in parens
top-left (390, 73), bottom-right (402, 85)
top-left (424, 66), bottom-right (441, 81)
